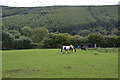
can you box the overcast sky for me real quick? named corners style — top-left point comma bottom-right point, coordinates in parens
top-left (0, 0), bottom-right (119, 7)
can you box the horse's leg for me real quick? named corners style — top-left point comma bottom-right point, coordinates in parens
top-left (61, 47), bottom-right (63, 52)
top-left (66, 50), bottom-right (67, 53)
top-left (62, 49), bottom-right (64, 54)
top-left (70, 48), bottom-right (72, 53)
top-left (70, 49), bottom-right (73, 53)
top-left (68, 50), bottom-right (70, 54)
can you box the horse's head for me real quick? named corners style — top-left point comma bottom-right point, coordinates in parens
top-left (70, 45), bottom-right (74, 48)
top-left (70, 45), bottom-right (76, 53)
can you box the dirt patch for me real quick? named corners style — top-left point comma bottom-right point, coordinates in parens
top-left (92, 65), bottom-right (95, 67)
top-left (65, 66), bottom-right (72, 69)
top-left (80, 72), bottom-right (82, 74)
top-left (88, 65), bottom-right (95, 67)
top-left (33, 69), bottom-right (40, 72)
top-left (6, 69), bottom-right (40, 74)
top-left (6, 69), bottom-right (23, 73)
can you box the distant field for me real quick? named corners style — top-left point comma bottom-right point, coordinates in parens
top-left (2, 48), bottom-right (118, 78)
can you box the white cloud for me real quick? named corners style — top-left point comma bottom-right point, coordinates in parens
top-left (0, 0), bottom-right (119, 7)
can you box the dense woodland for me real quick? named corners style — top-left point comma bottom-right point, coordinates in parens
top-left (1, 5), bottom-right (120, 49)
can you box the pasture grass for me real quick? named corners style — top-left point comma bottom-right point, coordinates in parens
top-left (2, 48), bottom-right (118, 78)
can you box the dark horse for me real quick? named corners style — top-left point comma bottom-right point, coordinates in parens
top-left (81, 46), bottom-right (86, 50)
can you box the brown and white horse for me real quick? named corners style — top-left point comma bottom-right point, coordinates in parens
top-left (61, 45), bottom-right (76, 54)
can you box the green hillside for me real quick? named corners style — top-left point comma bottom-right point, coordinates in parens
top-left (2, 6), bottom-right (118, 35)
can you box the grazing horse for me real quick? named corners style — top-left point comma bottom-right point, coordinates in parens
top-left (61, 45), bottom-right (76, 54)
top-left (81, 46), bottom-right (86, 50)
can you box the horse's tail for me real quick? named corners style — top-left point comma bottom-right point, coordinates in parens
top-left (61, 47), bottom-right (63, 52)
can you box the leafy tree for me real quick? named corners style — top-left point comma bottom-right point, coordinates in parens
top-left (112, 29), bottom-right (120, 36)
top-left (2, 30), bottom-right (14, 49)
top-left (9, 30), bottom-right (21, 39)
top-left (12, 36), bottom-right (33, 49)
top-left (22, 26), bottom-right (32, 37)
top-left (43, 33), bottom-right (71, 48)
top-left (31, 27), bottom-right (49, 43)
top-left (1, 24), bottom-right (8, 31)
top-left (43, 33), bottom-right (61, 48)
top-left (58, 33), bottom-right (71, 45)
top-left (87, 34), bottom-right (105, 47)
top-left (104, 35), bottom-right (118, 47)
top-left (117, 36), bottom-right (120, 47)
top-left (78, 30), bottom-right (91, 37)
top-left (71, 35), bottom-right (83, 47)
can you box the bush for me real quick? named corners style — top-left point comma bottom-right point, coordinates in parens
top-left (12, 36), bottom-right (33, 49)
top-left (87, 34), bottom-right (105, 47)
top-left (35, 43), bottom-right (44, 48)
top-left (2, 30), bottom-right (14, 50)
top-left (104, 35), bottom-right (118, 47)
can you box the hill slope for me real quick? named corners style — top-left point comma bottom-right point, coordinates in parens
top-left (2, 6), bottom-right (118, 35)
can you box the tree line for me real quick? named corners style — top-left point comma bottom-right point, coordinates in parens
top-left (2, 26), bottom-right (120, 50)
top-left (1, 6), bottom-right (119, 50)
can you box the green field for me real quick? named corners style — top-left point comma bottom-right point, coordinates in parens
top-left (2, 48), bottom-right (118, 78)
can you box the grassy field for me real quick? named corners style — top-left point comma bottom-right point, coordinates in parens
top-left (2, 48), bottom-right (118, 78)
